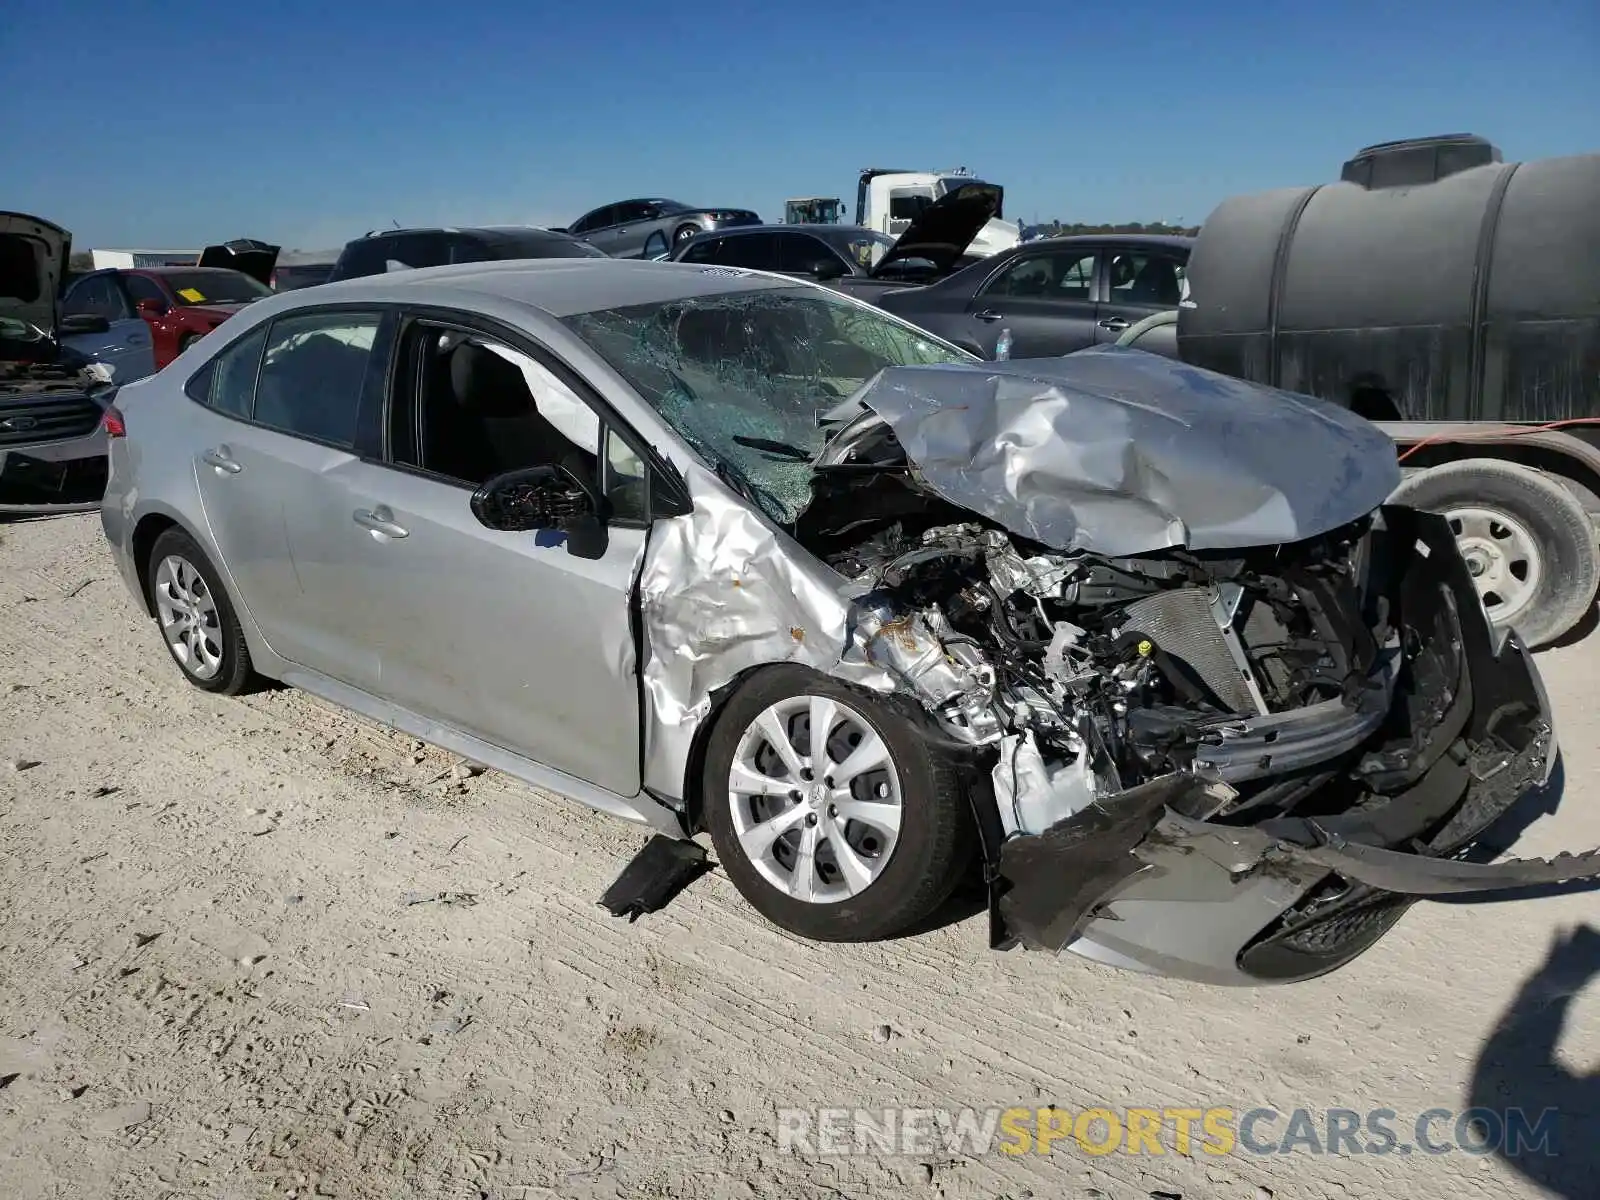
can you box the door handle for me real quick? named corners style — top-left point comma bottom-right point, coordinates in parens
top-left (353, 507), bottom-right (409, 539)
top-left (201, 448), bottom-right (241, 474)
top-left (974, 309), bottom-right (1004, 322)
top-left (1098, 317), bottom-right (1131, 332)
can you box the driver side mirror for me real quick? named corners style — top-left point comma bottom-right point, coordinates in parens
top-left (809, 257), bottom-right (848, 282)
top-left (470, 464), bottom-right (609, 557)
top-left (136, 297), bottom-right (170, 317)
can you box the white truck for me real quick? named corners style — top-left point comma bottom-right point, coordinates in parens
top-left (854, 168), bottom-right (1021, 257)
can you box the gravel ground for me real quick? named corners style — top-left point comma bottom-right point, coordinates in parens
top-left (1, 512), bottom-right (1595, 1200)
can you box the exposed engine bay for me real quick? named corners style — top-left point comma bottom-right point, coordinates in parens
top-left (780, 414), bottom-right (1592, 982)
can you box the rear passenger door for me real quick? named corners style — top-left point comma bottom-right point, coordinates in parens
top-left (1093, 247), bottom-right (1188, 343)
top-left (184, 307), bottom-right (394, 687)
top-left (961, 247), bottom-right (1101, 358)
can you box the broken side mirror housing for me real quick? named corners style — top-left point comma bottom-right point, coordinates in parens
top-left (470, 464), bottom-right (606, 546)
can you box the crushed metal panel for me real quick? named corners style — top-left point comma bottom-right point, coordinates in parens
top-left (636, 464), bottom-right (896, 799)
top-left (853, 346), bottom-right (1402, 556)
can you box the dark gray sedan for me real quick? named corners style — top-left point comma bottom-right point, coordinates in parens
top-left (876, 234), bottom-right (1192, 359)
top-left (563, 199), bottom-right (761, 259)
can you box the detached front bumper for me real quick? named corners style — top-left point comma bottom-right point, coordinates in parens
top-left (988, 506), bottom-right (1599, 986)
top-left (0, 428), bottom-right (109, 515)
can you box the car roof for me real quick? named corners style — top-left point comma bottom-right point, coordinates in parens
top-left (299, 257), bottom-right (795, 317)
top-left (349, 225), bottom-right (572, 242)
top-left (1024, 233), bottom-right (1194, 251)
top-left (129, 265), bottom-right (250, 276)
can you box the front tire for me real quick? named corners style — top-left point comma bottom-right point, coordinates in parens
top-left (673, 223), bottom-right (701, 246)
top-left (701, 666), bottom-right (970, 942)
top-left (1390, 458), bottom-right (1599, 647)
top-left (144, 527), bottom-right (256, 694)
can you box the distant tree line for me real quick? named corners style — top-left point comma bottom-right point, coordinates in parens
top-left (1029, 221), bottom-right (1201, 237)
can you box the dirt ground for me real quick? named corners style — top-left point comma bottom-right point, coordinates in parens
top-left (1, 512), bottom-right (1596, 1200)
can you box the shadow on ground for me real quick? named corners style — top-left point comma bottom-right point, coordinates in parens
top-left (1468, 924), bottom-right (1600, 1198)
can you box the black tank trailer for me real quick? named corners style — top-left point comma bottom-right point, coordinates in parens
top-left (1118, 135), bottom-right (1600, 647)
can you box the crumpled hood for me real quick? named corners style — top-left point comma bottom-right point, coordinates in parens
top-left (0, 211), bottom-right (69, 343)
top-left (834, 346), bottom-right (1401, 556)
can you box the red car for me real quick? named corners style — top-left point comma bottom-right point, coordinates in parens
top-left (59, 240), bottom-right (280, 371)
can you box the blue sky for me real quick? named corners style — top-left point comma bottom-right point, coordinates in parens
top-left (5, 0), bottom-right (1596, 251)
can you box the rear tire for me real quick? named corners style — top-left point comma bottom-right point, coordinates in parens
top-left (144, 527), bottom-right (256, 694)
top-left (1390, 458), bottom-right (1599, 648)
top-left (179, 333), bottom-right (202, 354)
top-left (701, 666), bottom-right (971, 942)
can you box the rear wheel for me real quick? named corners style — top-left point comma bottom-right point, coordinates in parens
top-left (144, 527), bottom-right (256, 694)
top-left (179, 332), bottom-right (202, 354)
top-left (1390, 458), bottom-right (1598, 647)
top-left (701, 666), bottom-right (970, 942)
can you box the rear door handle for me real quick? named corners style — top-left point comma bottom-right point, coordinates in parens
top-left (1098, 317), bottom-right (1131, 332)
top-left (974, 309), bottom-right (1004, 322)
top-left (201, 448), bottom-right (241, 474)
top-left (353, 506), bottom-right (409, 539)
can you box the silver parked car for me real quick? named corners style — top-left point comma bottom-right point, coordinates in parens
top-left (100, 258), bottom-right (1598, 985)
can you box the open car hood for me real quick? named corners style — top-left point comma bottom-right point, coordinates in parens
top-left (196, 238), bottom-right (281, 287)
top-left (817, 346), bottom-right (1402, 557)
top-left (872, 182), bottom-right (1003, 278)
top-left (0, 211), bottom-right (69, 342)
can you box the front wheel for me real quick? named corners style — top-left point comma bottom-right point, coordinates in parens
top-left (1390, 458), bottom-right (1599, 647)
top-left (673, 224), bottom-right (701, 246)
top-left (701, 666), bottom-right (971, 942)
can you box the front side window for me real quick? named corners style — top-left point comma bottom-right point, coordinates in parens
top-left (777, 234), bottom-right (846, 275)
top-left (678, 237), bottom-right (722, 264)
top-left (984, 251), bottom-right (1096, 301)
top-left (161, 271), bottom-right (271, 306)
top-left (715, 234), bottom-right (780, 271)
top-left (562, 287), bottom-right (973, 523)
top-left (124, 275), bottom-right (169, 306)
top-left (1105, 251), bottom-right (1186, 307)
top-left (65, 276), bottom-right (127, 320)
top-left (253, 312), bottom-right (381, 447)
top-left (393, 325), bottom-right (602, 491)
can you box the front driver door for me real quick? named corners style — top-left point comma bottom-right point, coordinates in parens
top-left (961, 247), bottom-right (1101, 358)
top-left (60, 275), bottom-right (156, 381)
top-left (607, 202), bottom-right (659, 259)
top-left (325, 316), bottom-right (648, 796)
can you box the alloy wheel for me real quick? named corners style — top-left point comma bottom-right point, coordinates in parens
top-left (726, 693), bottom-right (903, 903)
top-left (153, 554), bottom-right (225, 681)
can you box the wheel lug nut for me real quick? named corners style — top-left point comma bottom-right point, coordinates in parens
top-left (805, 813), bottom-right (819, 826)
top-left (799, 768), bottom-right (813, 781)
top-left (823, 776), bottom-right (833, 787)
top-left (789, 789), bottom-right (802, 801)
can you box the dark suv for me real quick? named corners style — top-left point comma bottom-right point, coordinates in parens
top-left (327, 226), bottom-right (608, 282)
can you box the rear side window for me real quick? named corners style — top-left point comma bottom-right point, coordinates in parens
top-left (186, 324), bottom-right (268, 418)
top-left (252, 312), bottom-right (382, 447)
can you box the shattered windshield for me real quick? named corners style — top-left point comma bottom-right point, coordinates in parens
top-left (562, 286), bottom-right (973, 523)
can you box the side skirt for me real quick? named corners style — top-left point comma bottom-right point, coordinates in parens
top-left (276, 664), bottom-right (689, 839)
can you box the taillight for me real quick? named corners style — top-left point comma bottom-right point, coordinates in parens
top-left (101, 406), bottom-right (126, 438)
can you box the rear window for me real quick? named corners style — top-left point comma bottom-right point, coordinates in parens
top-left (162, 271), bottom-right (271, 305)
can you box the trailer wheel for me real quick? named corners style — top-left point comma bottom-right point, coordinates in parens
top-left (1390, 459), bottom-right (1599, 648)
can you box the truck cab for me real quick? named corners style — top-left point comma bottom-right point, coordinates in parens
top-left (855, 168), bottom-right (1021, 257)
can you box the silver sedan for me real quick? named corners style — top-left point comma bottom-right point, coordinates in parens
top-left (99, 258), bottom-right (1593, 985)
